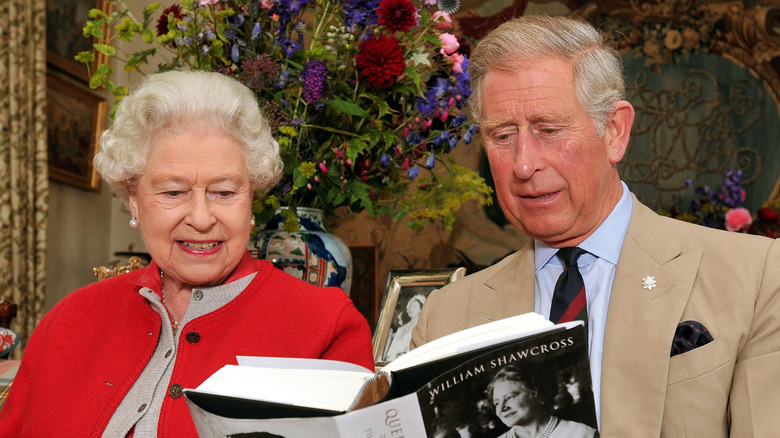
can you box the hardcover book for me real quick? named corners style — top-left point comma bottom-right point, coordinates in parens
top-left (184, 313), bottom-right (597, 437)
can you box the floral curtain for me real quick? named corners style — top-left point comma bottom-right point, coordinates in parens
top-left (0, 0), bottom-right (48, 357)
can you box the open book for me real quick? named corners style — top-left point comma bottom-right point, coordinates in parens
top-left (184, 313), bottom-right (597, 437)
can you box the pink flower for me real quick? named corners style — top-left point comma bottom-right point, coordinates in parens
top-left (448, 52), bottom-right (465, 73)
top-left (438, 33), bottom-right (459, 55)
top-left (432, 11), bottom-right (452, 30)
top-left (725, 207), bottom-right (753, 232)
top-left (261, 0), bottom-right (273, 8)
top-left (199, 0), bottom-right (219, 4)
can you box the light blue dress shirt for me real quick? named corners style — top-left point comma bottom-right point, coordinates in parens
top-left (533, 181), bottom-right (633, 426)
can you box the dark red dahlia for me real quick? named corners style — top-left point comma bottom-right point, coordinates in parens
top-left (758, 207), bottom-right (778, 222)
top-left (355, 34), bottom-right (406, 88)
top-left (156, 4), bottom-right (184, 37)
top-left (377, 0), bottom-right (417, 33)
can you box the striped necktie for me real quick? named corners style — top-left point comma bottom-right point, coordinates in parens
top-left (549, 247), bottom-right (588, 325)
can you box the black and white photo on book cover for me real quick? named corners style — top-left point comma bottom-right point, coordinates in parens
top-left (416, 326), bottom-right (598, 438)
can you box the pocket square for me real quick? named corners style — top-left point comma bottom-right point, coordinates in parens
top-left (671, 320), bottom-right (713, 357)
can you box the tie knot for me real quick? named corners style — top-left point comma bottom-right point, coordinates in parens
top-left (557, 247), bottom-right (587, 267)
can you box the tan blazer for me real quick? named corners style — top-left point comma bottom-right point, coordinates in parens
top-left (411, 195), bottom-right (780, 437)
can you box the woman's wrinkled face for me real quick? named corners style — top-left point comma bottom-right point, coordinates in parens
top-left (128, 129), bottom-right (254, 288)
top-left (492, 379), bottom-right (541, 427)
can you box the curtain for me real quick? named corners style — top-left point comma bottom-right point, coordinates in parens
top-left (0, 0), bottom-right (48, 357)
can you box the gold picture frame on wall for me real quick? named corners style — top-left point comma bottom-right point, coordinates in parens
top-left (46, 0), bottom-right (110, 82)
top-left (46, 71), bottom-right (105, 190)
top-left (372, 268), bottom-right (466, 366)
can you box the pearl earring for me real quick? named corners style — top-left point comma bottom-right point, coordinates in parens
top-left (250, 216), bottom-right (256, 227)
top-left (129, 216), bottom-right (139, 229)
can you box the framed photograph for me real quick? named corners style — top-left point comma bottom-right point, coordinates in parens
top-left (46, 0), bottom-right (110, 82)
top-left (47, 71), bottom-right (106, 190)
top-left (372, 268), bottom-right (466, 365)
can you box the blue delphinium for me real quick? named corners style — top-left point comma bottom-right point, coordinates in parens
top-left (425, 153), bottom-right (435, 169)
top-left (342, 0), bottom-right (381, 29)
top-left (720, 168), bottom-right (743, 208)
top-left (463, 123), bottom-right (478, 144)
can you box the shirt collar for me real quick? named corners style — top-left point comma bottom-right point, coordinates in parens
top-left (129, 250), bottom-right (259, 293)
top-left (534, 181), bottom-right (633, 272)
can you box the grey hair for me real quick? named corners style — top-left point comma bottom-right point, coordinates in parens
top-left (467, 15), bottom-right (625, 137)
top-left (94, 70), bottom-right (283, 208)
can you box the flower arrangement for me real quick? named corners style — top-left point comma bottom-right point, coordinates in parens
top-left (602, 8), bottom-right (723, 71)
top-left (665, 168), bottom-right (780, 237)
top-left (79, 0), bottom-right (491, 231)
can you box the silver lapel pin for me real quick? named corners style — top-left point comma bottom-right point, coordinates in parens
top-left (642, 275), bottom-right (657, 290)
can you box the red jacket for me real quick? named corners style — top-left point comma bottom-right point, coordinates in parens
top-left (0, 252), bottom-right (374, 437)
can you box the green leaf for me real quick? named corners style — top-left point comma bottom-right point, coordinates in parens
top-left (89, 72), bottom-right (106, 89)
top-left (75, 51), bottom-right (95, 64)
top-left (144, 3), bottom-right (162, 15)
top-left (348, 181), bottom-right (374, 213)
top-left (93, 44), bottom-right (115, 56)
top-left (377, 100), bottom-right (392, 119)
top-left (142, 28), bottom-right (155, 44)
top-left (326, 97), bottom-right (369, 118)
top-left (293, 169), bottom-right (307, 189)
top-left (408, 47), bottom-right (431, 68)
top-left (404, 66), bottom-right (422, 88)
top-left (346, 138), bottom-right (368, 163)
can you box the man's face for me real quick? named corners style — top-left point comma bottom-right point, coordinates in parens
top-left (479, 57), bottom-right (631, 247)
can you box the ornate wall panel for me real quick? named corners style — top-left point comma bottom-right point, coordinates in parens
top-left (573, 0), bottom-right (780, 210)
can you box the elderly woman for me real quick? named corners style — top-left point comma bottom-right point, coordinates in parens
top-left (0, 71), bottom-right (374, 436)
top-left (487, 365), bottom-right (597, 438)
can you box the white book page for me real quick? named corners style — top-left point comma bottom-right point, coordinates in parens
top-left (237, 356), bottom-right (373, 373)
top-left (193, 364), bottom-right (373, 412)
top-left (382, 312), bottom-right (553, 373)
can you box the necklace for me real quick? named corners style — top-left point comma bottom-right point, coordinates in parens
top-left (160, 271), bottom-right (181, 333)
top-left (538, 415), bottom-right (558, 438)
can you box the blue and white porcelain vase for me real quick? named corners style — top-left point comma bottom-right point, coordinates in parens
top-left (248, 207), bottom-right (353, 295)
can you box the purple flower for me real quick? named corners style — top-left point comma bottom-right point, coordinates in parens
top-left (720, 168), bottom-right (743, 208)
top-left (380, 154), bottom-right (391, 167)
top-left (463, 123), bottom-right (478, 144)
top-left (405, 132), bottom-right (422, 145)
top-left (229, 13), bottom-right (245, 26)
top-left (231, 44), bottom-right (239, 62)
top-left (433, 130), bottom-right (450, 148)
top-left (407, 166), bottom-right (419, 180)
top-left (274, 68), bottom-right (290, 89)
top-left (425, 153), bottom-right (435, 169)
top-left (301, 60), bottom-right (329, 103)
top-left (342, 0), bottom-right (381, 28)
top-left (252, 23), bottom-right (261, 40)
top-left (451, 113), bottom-right (467, 127)
top-left (416, 95), bottom-right (437, 116)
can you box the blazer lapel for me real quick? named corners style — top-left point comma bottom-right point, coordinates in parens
top-left (475, 242), bottom-right (536, 324)
top-left (599, 197), bottom-right (702, 436)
